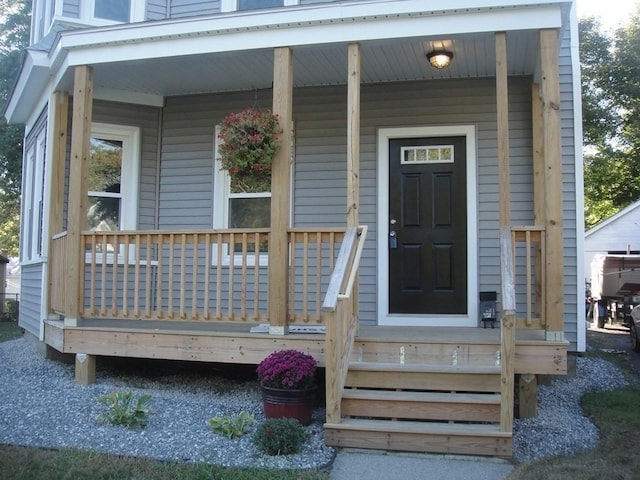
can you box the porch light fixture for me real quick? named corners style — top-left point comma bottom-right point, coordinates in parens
top-left (427, 50), bottom-right (453, 69)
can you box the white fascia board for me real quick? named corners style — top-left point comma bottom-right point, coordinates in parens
top-left (65, 6), bottom-right (562, 66)
top-left (61, 0), bottom-right (570, 49)
top-left (4, 51), bottom-right (51, 125)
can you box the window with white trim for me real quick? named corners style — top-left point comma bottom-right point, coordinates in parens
top-left (221, 0), bottom-right (298, 12)
top-left (87, 123), bottom-right (140, 232)
top-left (31, 0), bottom-right (55, 44)
top-left (21, 128), bottom-right (47, 262)
top-left (80, 0), bottom-right (145, 24)
top-left (213, 125), bottom-right (271, 264)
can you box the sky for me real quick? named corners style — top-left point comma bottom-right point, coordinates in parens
top-left (576, 0), bottom-right (638, 31)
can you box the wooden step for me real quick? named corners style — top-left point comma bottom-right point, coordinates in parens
top-left (345, 362), bottom-right (502, 392)
top-left (324, 419), bottom-right (512, 457)
top-left (341, 389), bottom-right (501, 422)
top-left (352, 339), bottom-right (501, 366)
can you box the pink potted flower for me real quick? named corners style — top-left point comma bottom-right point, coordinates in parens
top-left (257, 350), bottom-right (318, 425)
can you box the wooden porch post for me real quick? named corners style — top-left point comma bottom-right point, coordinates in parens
top-left (539, 29), bottom-right (564, 341)
top-left (347, 43), bottom-right (360, 229)
top-left (47, 92), bottom-right (69, 316)
top-left (496, 31), bottom-right (515, 433)
top-left (532, 83), bottom-right (545, 322)
top-left (65, 66), bottom-right (93, 327)
top-left (269, 47), bottom-right (294, 335)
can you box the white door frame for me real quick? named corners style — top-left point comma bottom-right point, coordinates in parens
top-left (377, 125), bottom-right (478, 327)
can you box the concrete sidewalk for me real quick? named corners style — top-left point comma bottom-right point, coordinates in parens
top-left (329, 450), bottom-right (514, 480)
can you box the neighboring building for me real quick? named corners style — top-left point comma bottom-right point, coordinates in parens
top-left (5, 0), bottom-right (582, 457)
top-left (584, 200), bottom-right (640, 284)
top-left (0, 253), bottom-right (8, 312)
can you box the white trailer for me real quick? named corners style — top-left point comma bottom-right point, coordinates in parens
top-left (590, 254), bottom-right (640, 328)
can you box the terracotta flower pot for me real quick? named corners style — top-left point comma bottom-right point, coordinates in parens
top-left (260, 384), bottom-right (317, 426)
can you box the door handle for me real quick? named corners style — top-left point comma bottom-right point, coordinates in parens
top-left (389, 230), bottom-right (398, 249)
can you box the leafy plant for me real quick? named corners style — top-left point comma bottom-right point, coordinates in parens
top-left (96, 391), bottom-right (152, 428)
top-left (217, 108), bottom-right (281, 192)
top-left (257, 350), bottom-right (317, 390)
top-left (207, 412), bottom-right (254, 439)
top-left (253, 418), bottom-right (308, 456)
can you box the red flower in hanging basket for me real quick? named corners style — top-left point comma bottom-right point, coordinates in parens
top-left (217, 108), bottom-right (282, 180)
top-left (257, 349), bottom-right (317, 390)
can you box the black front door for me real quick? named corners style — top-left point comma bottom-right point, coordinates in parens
top-left (388, 136), bottom-right (467, 315)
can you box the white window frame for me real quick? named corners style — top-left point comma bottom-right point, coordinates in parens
top-left (21, 128), bottom-right (47, 263)
top-left (80, 0), bottom-right (145, 25)
top-left (212, 126), bottom-right (271, 267)
top-left (31, 0), bottom-right (55, 43)
top-left (220, 0), bottom-right (298, 13)
top-left (85, 123), bottom-right (140, 264)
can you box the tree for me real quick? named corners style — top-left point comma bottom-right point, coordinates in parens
top-left (581, 10), bottom-right (640, 229)
top-left (0, 0), bottom-right (31, 255)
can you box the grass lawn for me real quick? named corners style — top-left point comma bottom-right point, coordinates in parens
top-left (0, 444), bottom-right (330, 480)
top-left (507, 375), bottom-right (640, 479)
top-left (0, 320), bottom-right (22, 342)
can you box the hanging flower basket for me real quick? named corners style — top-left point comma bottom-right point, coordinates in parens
top-left (217, 108), bottom-right (282, 192)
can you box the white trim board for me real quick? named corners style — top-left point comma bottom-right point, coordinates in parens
top-left (376, 125), bottom-right (478, 327)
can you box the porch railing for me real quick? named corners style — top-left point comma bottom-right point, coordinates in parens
top-left (49, 227), bottom-right (346, 324)
top-left (511, 226), bottom-right (546, 329)
top-left (323, 225), bottom-right (368, 424)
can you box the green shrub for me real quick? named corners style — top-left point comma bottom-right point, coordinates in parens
top-left (96, 391), bottom-right (152, 428)
top-left (208, 412), bottom-right (254, 439)
top-left (253, 418), bottom-right (308, 456)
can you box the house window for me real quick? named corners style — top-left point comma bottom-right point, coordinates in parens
top-left (87, 123), bottom-right (140, 232)
top-left (80, 0), bottom-right (144, 24)
top-left (238, 0), bottom-right (284, 11)
top-left (31, 0), bottom-right (54, 43)
top-left (401, 145), bottom-right (454, 164)
top-left (94, 0), bottom-right (131, 22)
top-left (221, 0), bottom-right (297, 12)
top-left (21, 128), bottom-right (47, 262)
top-left (213, 126), bottom-right (272, 264)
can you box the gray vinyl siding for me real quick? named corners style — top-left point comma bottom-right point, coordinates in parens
top-left (559, 24), bottom-right (579, 349)
top-left (62, 0), bottom-right (80, 18)
top-left (169, 0), bottom-right (220, 18)
top-left (159, 78), bottom-right (533, 332)
top-left (146, 0), bottom-right (168, 20)
top-left (157, 37), bottom-right (579, 350)
top-left (92, 101), bottom-right (162, 230)
top-left (19, 264), bottom-right (44, 337)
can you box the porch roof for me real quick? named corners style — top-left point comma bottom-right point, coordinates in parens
top-left (5, 0), bottom-right (573, 123)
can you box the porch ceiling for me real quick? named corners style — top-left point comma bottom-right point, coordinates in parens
top-left (56, 30), bottom-right (539, 101)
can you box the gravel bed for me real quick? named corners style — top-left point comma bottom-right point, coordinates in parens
top-left (0, 337), bottom-right (335, 470)
top-left (513, 356), bottom-right (629, 462)
top-left (0, 336), bottom-right (631, 467)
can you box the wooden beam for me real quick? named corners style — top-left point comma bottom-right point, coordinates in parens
top-left (539, 29), bottom-right (564, 340)
top-left (269, 47), bottom-right (293, 335)
top-left (532, 83), bottom-right (545, 225)
top-left (517, 373), bottom-right (538, 418)
top-left (531, 83), bottom-right (545, 324)
top-left (75, 353), bottom-right (96, 385)
top-left (65, 66), bottom-right (93, 326)
top-left (347, 43), bottom-right (361, 228)
top-left (500, 227), bottom-right (516, 433)
top-left (49, 92), bottom-right (69, 237)
top-left (47, 92), bottom-right (69, 316)
top-left (496, 32), bottom-right (510, 228)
